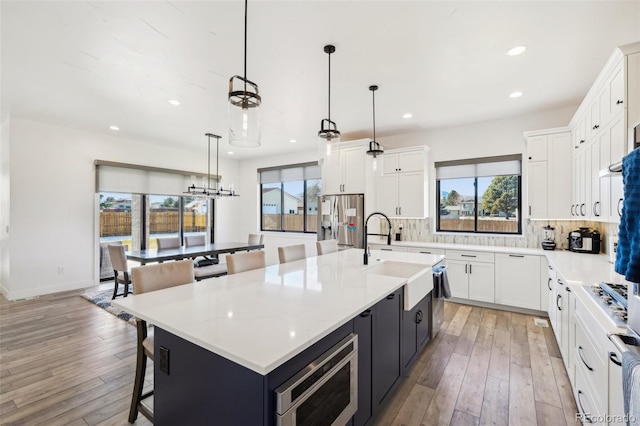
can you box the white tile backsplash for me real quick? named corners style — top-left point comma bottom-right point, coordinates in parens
top-left (380, 218), bottom-right (618, 253)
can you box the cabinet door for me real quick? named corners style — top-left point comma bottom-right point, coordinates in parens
top-left (468, 261), bottom-right (495, 303)
top-left (382, 153), bottom-right (399, 175)
top-left (599, 131), bottom-right (611, 220)
top-left (398, 151), bottom-right (424, 172)
top-left (598, 85), bottom-right (612, 130)
top-left (376, 174), bottom-right (399, 217)
top-left (322, 150), bottom-right (342, 194)
top-left (372, 290), bottom-right (402, 409)
top-left (446, 260), bottom-right (469, 299)
top-left (353, 309), bottom-right (373, 426)
top-left (416, 295), bottom-right (431, 348)
top-left (528, 161), bottom-right (548, 219)
top-left (527, 135), bottom-right (548, 162)
top-left (609, 63), bottom-right (624, 117)
top-left (540, 258), bottom-right (549, 312)
top-left (558, 283), bottom-right (569, 365)
top-left (494, 254), bottom-right (540, 310)
top-left (588, 98), bottom-right (601, 140)
top-left (547, 132), bottom-right (573, 219)
top-left (341, 145), bottom-right (366, 193)
top-left (401, 305), bottom-right (418, 371)
top-left (589, 140), bottom-right (601, 219)
top-left (607, 340), bottom-right (625, 422)
top-left (584, 145), bottom-right (592, 219)
top-left (609, 117), bottom-right (625, 223)
top-left (397, 172), bottom-right (425, 217)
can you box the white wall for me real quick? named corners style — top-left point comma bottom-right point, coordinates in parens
top-left (234, 149), bottom-right (319, 266)
top-left (1, 118), bottom-right (10, 293)
top-left (3, 118), bottom-right (241, 300)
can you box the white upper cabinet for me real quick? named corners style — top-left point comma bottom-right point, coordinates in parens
top-left (525, 129), bottom-right (572, 220)
top-left (568, 44), bottom-right (640, 223)
top-left (375, 148), bottom-right (428, 218)
top-left (322, 143), bottom-right (366, 194)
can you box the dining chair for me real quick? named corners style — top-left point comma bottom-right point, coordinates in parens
top-left (184, 234), bottom-right (206, 247)
top-left (107, 244), bottom-right (132, 299)
top-left (316, 239), bottom-right (338, 255)
top-left (227, 250), bottom-right (266, 275)
top-left (156, 236), bottom-right (181, 250)
top-left (128, 259), bottom-right (195, 423)
top-left (248, 233), bottom-right (264, 246)
top-left (184, 234), bottom-right (226, 279)
top-left (278, 244), bottom-right (307, 264)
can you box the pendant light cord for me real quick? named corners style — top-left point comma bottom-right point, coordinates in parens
top-left (216, 135), bottom-right (220, 191)
top-left (372, 89), bottom-right (376, 142)
top-left (243, 0), bottom-right (248, 82)
top-left (328, 50), bottom-right (331, 121)
top-left (207, 134), bottom-right (211, 190)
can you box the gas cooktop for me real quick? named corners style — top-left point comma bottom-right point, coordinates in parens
top-left (587, 282), bottom-right (628, 327)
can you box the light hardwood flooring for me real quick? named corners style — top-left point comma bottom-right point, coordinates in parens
top-left (0, 289), bottom-right (578, 426)
top-left (374, 302), bottom-right (580, 426)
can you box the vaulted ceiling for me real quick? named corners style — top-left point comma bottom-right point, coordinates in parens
top-left (2, 1), bottom-right (639, 159)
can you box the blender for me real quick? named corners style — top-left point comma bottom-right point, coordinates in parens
top-left (542, 225), bottom-right (556, 250)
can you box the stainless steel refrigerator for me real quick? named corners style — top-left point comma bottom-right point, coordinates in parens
top-left (317, 194), bottom-right (365, 249)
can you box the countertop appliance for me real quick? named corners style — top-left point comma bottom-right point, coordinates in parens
top-left (568, 227), bottom-right (601, 253)
top-left (542, 225), bottom-right (556, 250)
top-left (318, 194), bottom-right (365, 249)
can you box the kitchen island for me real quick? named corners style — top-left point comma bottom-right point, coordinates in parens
top-left (113, 248), bottom-right (444, 425)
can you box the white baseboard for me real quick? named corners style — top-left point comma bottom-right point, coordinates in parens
top-left (1, 279), bottom-right (95, 301)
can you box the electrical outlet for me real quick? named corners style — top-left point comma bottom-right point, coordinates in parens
top-left (57, 266), bottom-right (64, 274)
top-left (159, 346), bottom-right (170, 375)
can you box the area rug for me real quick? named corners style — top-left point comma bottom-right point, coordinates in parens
top-left (81, 288), bottom-right (136, 325)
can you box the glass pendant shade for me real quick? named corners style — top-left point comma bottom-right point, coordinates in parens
top-left (318, 44), bottom-right (340, 159)
top-left (228, 0), bottom-right (261, 147)
top-left (366, 85), bottom-right (384, 172)
top-left (229, 76), bottom-right (261, 147)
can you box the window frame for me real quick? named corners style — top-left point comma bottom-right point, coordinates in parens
top-left (435, 156), bottom-right (522, 235)
top-left (259, 163), bottom-right (320, 234)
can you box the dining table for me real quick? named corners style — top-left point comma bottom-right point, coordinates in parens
top-left (125, 241), bottom-right (264, 265)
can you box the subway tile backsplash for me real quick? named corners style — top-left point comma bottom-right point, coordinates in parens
top-left (379, 218), bottom-right (619, 254)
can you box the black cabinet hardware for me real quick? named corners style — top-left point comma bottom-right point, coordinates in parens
top-left (609, 351), bottom-right (622, 366)
top-left (578, 346), bottom-right (593, 371)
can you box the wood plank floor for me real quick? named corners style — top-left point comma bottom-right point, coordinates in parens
top-left (0, 290), bottom-right (578, 425)
top-left (374, 302), bottom-right (580, 426)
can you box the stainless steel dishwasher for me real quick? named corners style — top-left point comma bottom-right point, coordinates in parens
top-left (431, 260), bottom-right (447, 337)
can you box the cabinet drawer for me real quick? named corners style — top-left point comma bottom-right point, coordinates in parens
top-left (575, 315), bottom-right (607, 409)
top-left (574, 359), bottom-right (606, 425)
top-left (369, 245), bottom-right (407, 252)
top-left (445, 250), bottom-right (494, 263)
top-left (406, 247), bottom-right (445, 256)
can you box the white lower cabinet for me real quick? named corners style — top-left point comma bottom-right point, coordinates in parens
top-left (494, 254), bottom-right (541, 310)
top-left (607, 339), bottom-right (625, 423)
top-left (445, 250), bottom-right (494, 303)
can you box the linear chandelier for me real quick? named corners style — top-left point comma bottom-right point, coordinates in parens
top-left (185, 133), bottom-right (239, 198)
top-left (228, 0), bottom-right (261, 147)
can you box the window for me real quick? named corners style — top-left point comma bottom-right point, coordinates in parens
top-left (259, 163), bottom-right (321, 233)
top-left (436, 155), bottom-right (522, 234)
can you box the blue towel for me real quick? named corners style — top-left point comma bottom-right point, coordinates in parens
top-left (615, 148), bottom-right (640, 283)
top-left (622, 350), bottom-right (640, 426)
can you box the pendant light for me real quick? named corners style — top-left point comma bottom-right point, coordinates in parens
top-left (318, 44), bottom-right (340, 157)
top-left (366, 85), bottom-right (384, 171)
top-left (185, 133), bottom-right (239, 198)
top-left (229, 0), bottom-right (261, 147)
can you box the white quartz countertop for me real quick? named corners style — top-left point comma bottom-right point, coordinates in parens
top-left (544, 250), bottom-right (626, 286)
top-left (366, 238), bottom-right (544, 256)
top-left (113, 249), bottom-right (443, 375)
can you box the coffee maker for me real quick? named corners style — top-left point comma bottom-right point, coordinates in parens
top-left (568, 227), bottom-right (601, 253)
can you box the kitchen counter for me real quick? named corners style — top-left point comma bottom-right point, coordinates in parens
top-left (113, 248), bottom-right (443, 375)
top-left (367, 237), bottom-right (544, 256)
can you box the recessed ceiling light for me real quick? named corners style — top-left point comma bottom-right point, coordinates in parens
top-left (168, 99), bottom-right (181, 106)
top-left (290, 139), bottom-right (297, 143)
top-left (402, 113), bottom-right (413, 119)
top-left (109, 125), bottom-right (119, 131)
top-left (228, 151), bottom-right (234, 155)
top-left (509, 91), bottom-right (523, 98)
top-left (506, 45), bottom-right (527, 56)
